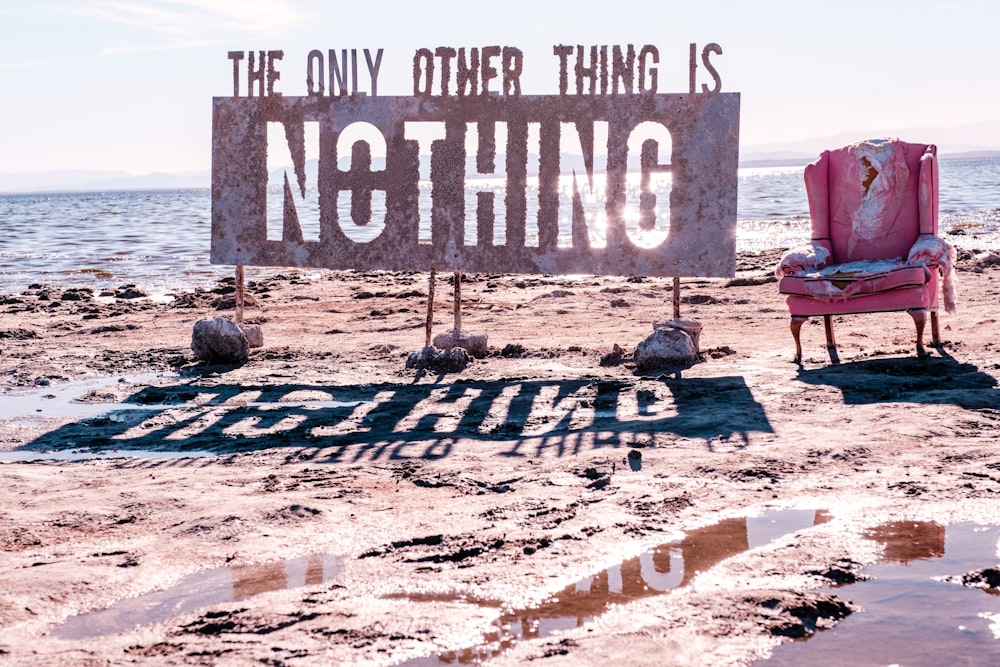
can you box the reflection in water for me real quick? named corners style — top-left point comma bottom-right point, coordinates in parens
top-left (402, 508), bottom-right (827, 665)
top-left (53, 553), bottom-right (340, 640)
top-left (863, 520), bottom-right (946, 564)
top-left (762, 522), bottom-right (1000, 666)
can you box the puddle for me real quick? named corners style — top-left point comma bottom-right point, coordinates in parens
top-left (399, 508), bottom-right (828, 665)
top-left (760, 521), bottom-right (1000, 666)
top-left (0, 449), bottom-right (217, 462)
top-left (0, 375), bottom-right (165, 425)
top-left (1, 376), bottom-right (363, 426)
top-left (53, 553), bottom-right (341, 640)
top-left (1, 376), bottom-right (363, 461)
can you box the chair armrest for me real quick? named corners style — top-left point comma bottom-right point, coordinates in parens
top-left (776, 240), bottom-right (833, 278)
top-left (907, 235), bottom-right (952, 268)
top-left (907, 235), bottom-right (957, 314)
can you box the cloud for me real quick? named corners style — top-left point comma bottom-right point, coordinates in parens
top-left (51, 0), bottom-right (312, 53)
top-left (0, 55), bottom-right (78, 71)
top-left (98, 38), bottom-right (221, 57)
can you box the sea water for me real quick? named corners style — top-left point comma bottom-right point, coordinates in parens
top-left (1, 159), bottom-right (997, 295)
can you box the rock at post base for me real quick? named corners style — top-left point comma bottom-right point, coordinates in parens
top-left (239, 323), bottom-right (264, 348)
top-left (406, 346), bottom-right (471, 373)
top-left (634, 327), bottom-right (698, 372)
top-left (432, 330), bottom-right (488, 358)
top-left (653, 317), bottom-right (703, 352)
top-left (191, 316), bottom-right (258, 364)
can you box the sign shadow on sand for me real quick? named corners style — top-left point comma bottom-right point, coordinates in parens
top-left (17, 376), bottom-right (772, 463)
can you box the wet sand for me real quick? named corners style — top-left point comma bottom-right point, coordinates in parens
top-left (2, 247), bottom-right (1000, 665)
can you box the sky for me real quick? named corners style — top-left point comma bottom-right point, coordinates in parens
top-left (2, 0), bottom-right (1000, 176)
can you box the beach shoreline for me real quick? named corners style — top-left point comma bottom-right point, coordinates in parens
top-left (2, 247), bottom-right (1000, 665)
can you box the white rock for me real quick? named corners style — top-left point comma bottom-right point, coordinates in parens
top-left (238, 323), bottom-right (264, 348)
top-left (433, 330), bottom-right (488, 358)
top-left (653, 317), bottom-right (703, 352)
top-left (191, 316), bottom-right (249, 364)
top-left (633, 328), bottom-right (698, 372)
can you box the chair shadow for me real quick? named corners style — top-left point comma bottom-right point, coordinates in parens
top-left (14, 375), bottom-right (774, 464)
top-left (796, 350), bottom-right (999, 409)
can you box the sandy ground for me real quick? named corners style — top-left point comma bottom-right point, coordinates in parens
top-left (1, 247), bottom-right (1000, 666)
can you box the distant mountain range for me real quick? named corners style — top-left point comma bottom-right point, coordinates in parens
top-left (0, 169), bottom-right (210, 194)
top-left (739, 119), bottom-right (1000, 166)
top-left (4, 120), bottom-right (1000, 193)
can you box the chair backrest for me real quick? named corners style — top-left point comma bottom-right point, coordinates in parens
top-left (804, 139), bottom-right (938, 264)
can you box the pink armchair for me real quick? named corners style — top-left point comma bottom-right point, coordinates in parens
top-left (776, 139), bottom-right (956, 363)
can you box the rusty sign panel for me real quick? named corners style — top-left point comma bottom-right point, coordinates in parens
top-left (211, 92), bottom-right (740, 277)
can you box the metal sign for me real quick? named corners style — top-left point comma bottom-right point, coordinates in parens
top-left (212, 45), bottom-right (740, 277)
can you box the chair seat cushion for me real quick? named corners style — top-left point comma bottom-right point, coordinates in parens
top-left (778, 259), bottom-right (930, 301)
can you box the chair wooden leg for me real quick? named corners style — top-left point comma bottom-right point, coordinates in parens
top-left (823, 315), bottom-right (836, 349)
top-left (823, 315), bottom-right (840, 364)
top-left (930, 311), bottom-right (941, 347)
top-left (791, 316), bottom-right (807, 364)
top-left (909, 308), bottom-right (929, 358)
